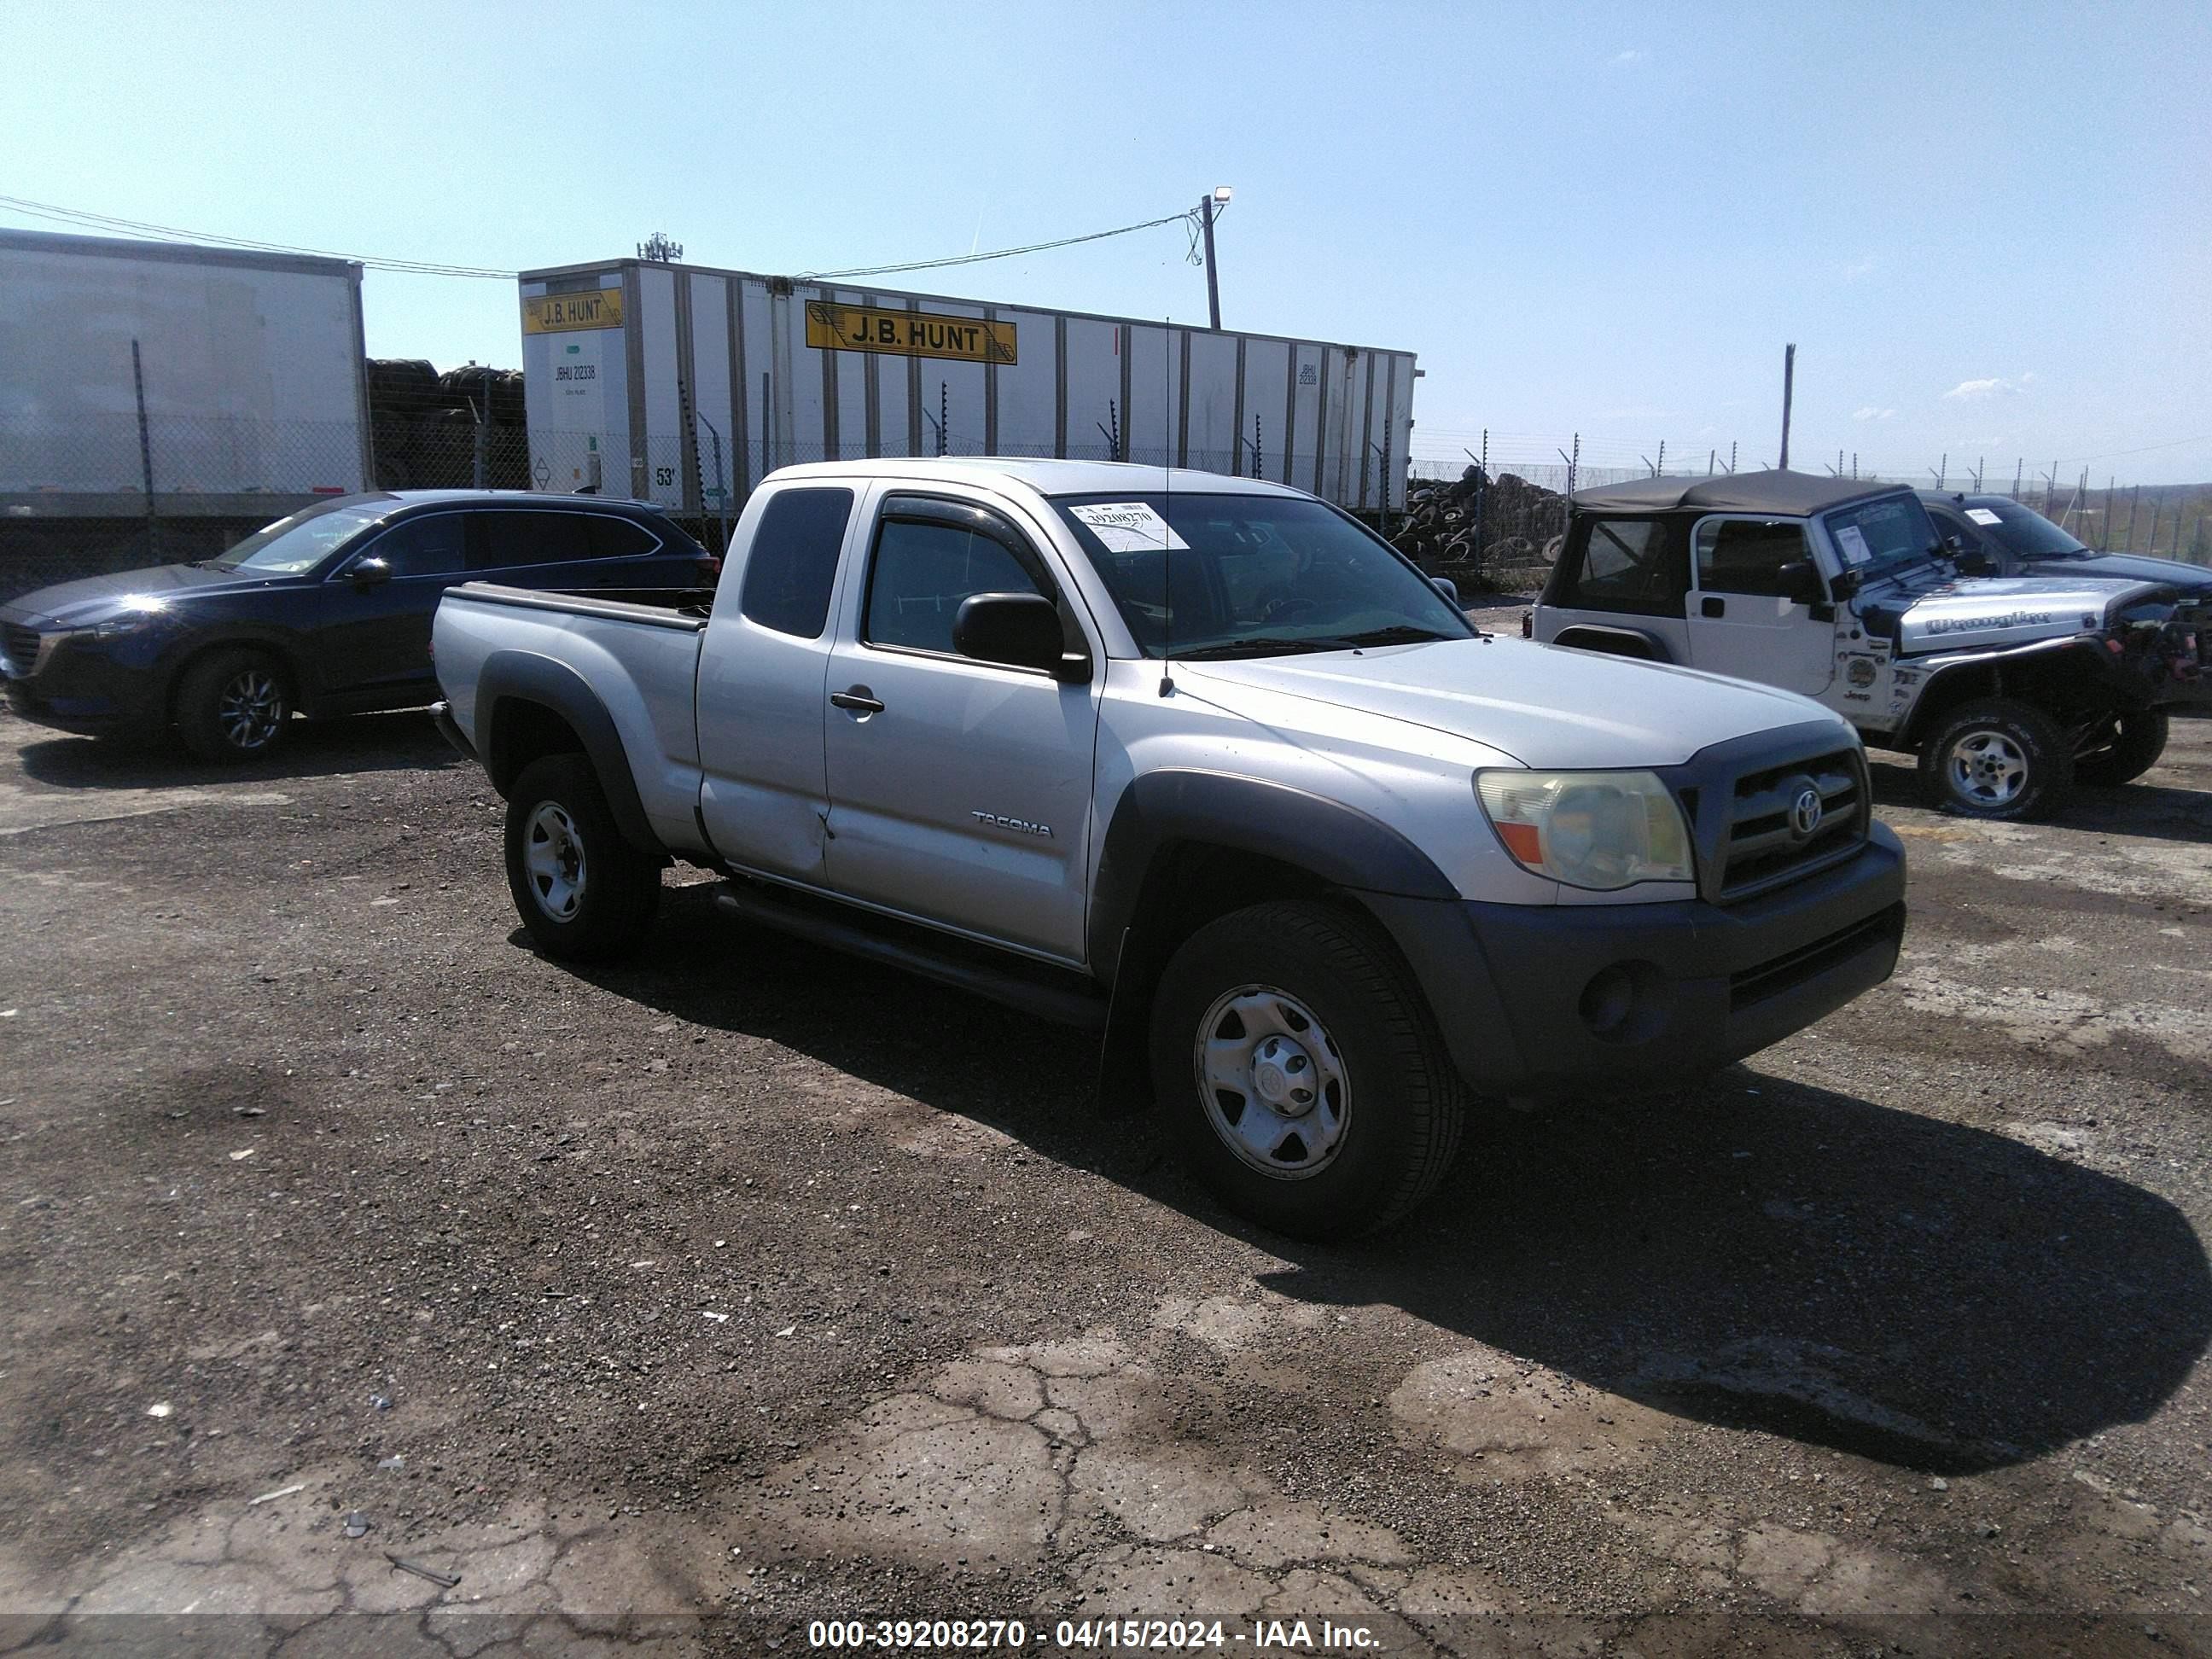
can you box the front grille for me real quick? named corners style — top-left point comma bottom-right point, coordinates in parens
top-left (1729, 907), bottom-right (1898, 1010)
top-left (1715, 745), bottom-right (1866, 901)
top-left (2, 623), bottom-right (44, 672)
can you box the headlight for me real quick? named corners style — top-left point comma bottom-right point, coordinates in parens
top-left (73, 597), bottom-right (172, 641)
top-left (1475, 769), bottom-right (1695, 891)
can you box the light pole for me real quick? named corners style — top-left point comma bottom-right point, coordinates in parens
top-left (1198, 186), bottom-right (1231, 329)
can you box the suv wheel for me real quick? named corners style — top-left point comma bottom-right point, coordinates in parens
top-left (176, 648), bottom-right (291, 764)
top-left (1918, 697), bottom-right (2074, 820)
top-left (504, 754), bottom-right (661, 960)
top-left (2075, 708), bottom-right (2168, 788)
top-left (1149, 899), bottom-right (1466, 1241)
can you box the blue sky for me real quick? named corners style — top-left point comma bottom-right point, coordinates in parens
top-left (8, 0), bottom-right (2209, 483)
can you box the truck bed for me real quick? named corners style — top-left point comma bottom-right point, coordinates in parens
top-left (432, 582), bottom-right (717, 851)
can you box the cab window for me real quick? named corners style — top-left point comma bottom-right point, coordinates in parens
top-left (864, 508), bottom-right (1053, 659)
top-left (740, 488), bottom-right (855, 639)
top-left (1555, 516), bottom-right (1687, 617)
top-left (1694, 518), bottom-right (1812, 597)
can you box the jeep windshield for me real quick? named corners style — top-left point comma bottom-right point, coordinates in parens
top-left (1820, 492), bottom-right (1944, 581)
top-left (1052, 492), bottom-right (1473, 659)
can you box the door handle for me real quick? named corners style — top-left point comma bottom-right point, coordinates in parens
top-left (830, 687), bottom-right (885, 713)
top-left (1701, 597), bottom-right (1726, 619)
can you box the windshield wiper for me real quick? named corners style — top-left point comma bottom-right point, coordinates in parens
top-left (1333, 625), bottom-right (1458, 647)
top-left (1172, 635), bottom-right (1358, 661)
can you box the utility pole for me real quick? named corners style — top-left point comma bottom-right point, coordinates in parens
top-left (1778, 343), bottom-right (1796, 470)
top-left (1197, 187), bottom-right (1231, 329)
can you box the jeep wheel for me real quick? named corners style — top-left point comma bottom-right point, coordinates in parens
top-left (504, 754), bottom-right (661, 961)
top-left (1918, 697), bottom-right (2074, 821)
top-left (1149, 899), bottom-right (1466, 1241)
top-left (2075, 708), bottom-right (2168, 789)
top-left (176, 648), bottom-right (291, 764)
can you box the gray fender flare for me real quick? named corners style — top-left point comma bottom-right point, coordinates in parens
top-left (1550, 623), bottom-right (1672, 662)
top-left (474, 650), bottom-right (665, 856)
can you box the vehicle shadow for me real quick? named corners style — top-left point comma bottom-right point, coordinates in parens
top-left (561, 882), bottom-right (2212, 1478)
top-left (9, 709), bottom-right (457, 789)
top-left (1866, 752), bottom-right (2212, 846)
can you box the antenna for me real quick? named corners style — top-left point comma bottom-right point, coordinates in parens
top-left (1159, 323), bottom-right (1174, 696)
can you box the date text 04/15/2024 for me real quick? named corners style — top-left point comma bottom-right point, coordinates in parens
top-left (805, 1618), bottom-right (1382, 1651)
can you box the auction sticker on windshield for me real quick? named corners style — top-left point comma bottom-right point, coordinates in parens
top-left (1967, 509), bottom-right (2005, 527)
top-left (1067, 503), bottom-right (1190, 554)
top-left (1836, 524), bottom-right (1873, 564)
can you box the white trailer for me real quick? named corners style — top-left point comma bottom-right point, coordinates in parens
top-left (0, 229), bottom-right (371, 515)
top-left (516, 259), bottom-right (1417, 515)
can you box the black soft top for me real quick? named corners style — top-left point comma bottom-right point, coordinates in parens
top-left (1570, 469), bottom-right (1905, 516)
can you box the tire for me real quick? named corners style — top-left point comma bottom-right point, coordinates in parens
top-left (1916, 697), bottom-right (2075, 821)
top-left (1148, 899), bottom-right (1467, 1242)
top-left (503, 754), bottom-right (661, 961)
top-left (2075, 708), bottom-right (2169, 788)
top-left (175, 648), bottom-right (292, 765)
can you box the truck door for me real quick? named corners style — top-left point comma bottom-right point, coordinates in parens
top-left (696, 486), bottom-right (859, 882)
top-left (1682, 515), bottom-right (1837, 696)
top-left (820, 492), bottom-right (1100, 963)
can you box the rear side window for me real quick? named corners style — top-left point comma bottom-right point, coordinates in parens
top-left (473, 511), bottom-right (592, 570)
top-left (365, 513), bottom-right (469, 578)
top-left (865, 513), bottom-right (1051, 656)
top-left (1557, 517), bottom-right (1687, 616)
top-left (740, 488), bottom-right (854, 638)
top-left (586, 517), bottom-right (660, 559)
top-left (1695, 518), bottom-right (1811, 597)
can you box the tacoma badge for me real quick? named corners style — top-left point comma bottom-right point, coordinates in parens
top-left (971, 811), bottom-right (1053, 838)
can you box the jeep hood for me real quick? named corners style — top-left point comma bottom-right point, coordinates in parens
top-left (1871, 574), bottom-right (2165, 655)
top-left (1175, 636), bottom-right (1847, 769)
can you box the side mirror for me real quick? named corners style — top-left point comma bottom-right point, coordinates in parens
top-left (953, 591), bottom-right (1086, 681)
top-left (1776, 558), bottom-right (1826, 606)
top-left (1431, 576), bottom-right (1461, 608)
top-left (1942, 533), bottom-right (1966, 552)
top-left (1828, 568), bottom-right (1862, 601)
top-left (350, 556), bottom-right (393, 591)
top-left (1954, 547), bottom-right (1995, 576)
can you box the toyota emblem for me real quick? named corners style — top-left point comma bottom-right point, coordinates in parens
top-left (1791, 788), bottom-right (1824, 838)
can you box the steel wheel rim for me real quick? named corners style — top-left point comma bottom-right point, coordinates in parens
top-left (523, 801), bottom-right (586, 921)
top-left (218, 669), bottom-right (284, 751)
top-left (1192, 984), bottom-right (1349, 1180)
top-left (1947, 731), bottom-right (2029, 806)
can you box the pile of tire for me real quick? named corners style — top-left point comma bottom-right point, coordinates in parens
top-left (365, 358), bottom-right (529, 491)
top-left (1390, 465), bottom-right (1567, 579)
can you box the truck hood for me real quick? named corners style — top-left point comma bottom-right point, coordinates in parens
top-left (1174, 636), bottom-right (1846, 769)
top-left (1, 562), bottom-right (300, 626)
top-left (1871, 573), bottom-right (2164, 655)
top-left (2017, 550), bottom-right (2212, 596)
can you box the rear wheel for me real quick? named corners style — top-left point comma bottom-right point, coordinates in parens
top-left (1149, 899), bottom-right (1466, 1241)
top-left (175, 648), bottom-right (291, 764)
top-left (504, 754), bottom-right (661, 960)
top-left (1916, 697), bottom-right (2074, 821)
top-left (2075, 708), bottom-right (2168, 788)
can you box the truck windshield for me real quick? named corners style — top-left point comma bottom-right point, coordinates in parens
top-left (1821, 493), bottom-right (1942, 580)
top-left (209, 500), bottom-right (393, 573)
top-left (1051, 492), bottom-right (1473, 659)
top-left (1965, 498), bottom-right (2094, 559)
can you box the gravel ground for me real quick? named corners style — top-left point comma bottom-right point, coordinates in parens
top-left (1, 651), bottom-right (2208, 1656)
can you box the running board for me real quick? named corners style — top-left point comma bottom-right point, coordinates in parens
top-left (713, 883), bottom-right (1109, 1032)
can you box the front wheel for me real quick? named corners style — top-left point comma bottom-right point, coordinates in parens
top-left (1148, 899), bottom-right (1467, 1241)
top-left (2075, 708), bottom-right (2168, 788)
top-left (504, 754), bottom-right (661, 960)
top-left (1916, 697), bottom-right (2074, 821)
top-left (175, 648), bottom-right (291, 764)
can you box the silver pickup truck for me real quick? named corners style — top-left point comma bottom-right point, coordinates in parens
top-left (432, 459), bottom-right (1906, 1238)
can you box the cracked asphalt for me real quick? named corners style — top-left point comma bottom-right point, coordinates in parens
top-left (2, 663), bottom-right (2209, 1656)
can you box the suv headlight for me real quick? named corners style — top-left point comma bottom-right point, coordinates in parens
top-left (70, 597), bottom-right (172, 641)
top-left (1476, 769), bottom-right (1695, 891)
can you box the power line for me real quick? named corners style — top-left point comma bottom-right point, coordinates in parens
top-left (0, 193), bottom-right (515, 277)
top-left (798, 210), bottom-right (1196, 282)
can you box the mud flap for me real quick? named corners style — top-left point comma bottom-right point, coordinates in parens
top-left (1094, 926), bottom-right (1154, 1117)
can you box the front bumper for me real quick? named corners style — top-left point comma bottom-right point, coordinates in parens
top-left (1, 638), bottom-right (171, 738)
top-left (1364, 824), bottom-right (1907, 1096)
